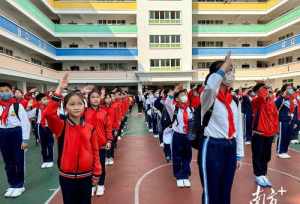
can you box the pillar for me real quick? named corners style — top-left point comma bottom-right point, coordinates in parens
top-left (17, 81), bottom-right (27, 93)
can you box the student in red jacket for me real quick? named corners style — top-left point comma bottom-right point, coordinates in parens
top-left (104, 93), bottom-right (117, 165)
top-left (44, 74), bottom-right (101, 204)
top-left (252, 83), bottom-right (279, 188)
top-left (85, 89), bottom-right (112, 197)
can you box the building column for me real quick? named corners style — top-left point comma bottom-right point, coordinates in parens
top-left (138, 82), bottom-right (143, 93)
top-left (39, 84), bottom-right (47, 93)
top-left (17, 81), bottom-right (27, 93)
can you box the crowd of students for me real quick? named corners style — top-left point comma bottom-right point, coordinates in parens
top-left (138, 54), bottom-right (300, 204)
top-left (0, 53), bottom-right (300, 204)
top-left (0, 74), bottom-right (133, 203)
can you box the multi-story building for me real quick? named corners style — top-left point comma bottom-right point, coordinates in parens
top-left (1, 0), bottom-right (300, 93)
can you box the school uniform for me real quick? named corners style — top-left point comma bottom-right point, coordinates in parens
top-left (104, 105), bottom-right (118, 160)
top-left (251, 95), bottom-right (278, 177)
top-left (136, 95), bottom-right (144, 113)
top-left (85, 107), bottom-right (112, 187)
top-left (0, 100), bottom-right (30, 188)
top-left (198, 70), bottom-right (244, 204)
top-left (241, 95), bottom-right (253, 142)
top-left (154, 97), bottom-right (165, 143)
top-left (145, 96), bottom-right (154, 130)
top-left (44, 96), bottom-right (101, 204)
top-left (28, 106), bottom-right (54, 163)
top-left (165, 97), bottom-right (193, 180)
top-left (275, 96), bottom-right (297, 154)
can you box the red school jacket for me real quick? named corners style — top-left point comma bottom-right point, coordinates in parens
top-left (85, 107), bottom-right (113, 147)
top-left (103, 105), bottom-right (118, 131)
top-left (44, 96), bottom-right (101, 179)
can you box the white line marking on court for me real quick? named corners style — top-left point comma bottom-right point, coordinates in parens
top-left (134, 160), bottom-right (300, 204)
top-left (44, 187), bottom-right (60, 204)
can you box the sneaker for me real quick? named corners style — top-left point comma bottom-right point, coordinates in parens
top-left (255, 176), bottom-right (267, 188)
top-left (91, 186), bottom-right (96, 196)
top-left (10, 187), bottom-right (25, 198)
top-left (41, 163), bottom-right (48, 169)
top-left (245, 141), bottom-right (251, 145)
top-left (176, 180), bottom-right (184, 188)
top-left (291, 139), bottom-right (299, 144)
top-left (278, 153), bottom-right (291, 159)
top-left (160, 143), bottom-right (164, 148)
top-left (46, 162), bottom-right (54, 168)
top-left (153, 134), bottom-right (159, 138)
top-left (149, 129), bottom-right (153, 133)
top-left (262, 176), bottom-right (272, 187)
top-left (118, 136), bottom-right (122, 141)
top-left (166, 156), bottom-right (171, 163)
top-left (4, 188), bottom-right (15, 197)
top-left (96, 185), bottom-right (105, 196)
top-left (108, 158), bottom-right (114, 166)
top-left (183, 179), bottom-right (192, 188)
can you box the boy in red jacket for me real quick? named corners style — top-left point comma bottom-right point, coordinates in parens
top-left (252, 82), bottom-right (279, 187)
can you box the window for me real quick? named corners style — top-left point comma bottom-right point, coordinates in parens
top-left (242, 44), bottom-right (250, 47)
top-left (150, 35), bottom-right (181, 48)
top-left (149, 11), bottom-right (181, 24)
top-left (286, 56), bottom-right (293, 63)
top-left (118, 42), bottom-right (127, 48)
top-left (278, 58), bottom-right (285, 65)
top-left (198, 20), bottom-right (223, 25)
top-left (150, 59), bottom-right (180, 69)
top-left (69, 43), bottom-right (78, 48)
top-left (283, 79), bottom-right (294, 85)
top-left (99, 42), bottom-right (108, 48)
top-left (90, 66), bottom-right (95, 71)
top-left (31, 58), bottom-right (42, 65)
top-left (70, 65), bottom-right (80, 71)
top-left (197, 41), bottom-right (223, 47)
top-left (241, 64), bottom-right (250, 69)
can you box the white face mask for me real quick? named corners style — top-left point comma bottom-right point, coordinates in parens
top-left (223, 71), bottom-right (235, 86)
top-left (180, 95), bottom-right (188, 103)
top-left (287, 88), bottom-right (294, 95)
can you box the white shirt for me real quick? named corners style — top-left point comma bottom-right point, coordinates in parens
top-left (27, 108), bottom-right (48, 126)
top-left (201, 71), bottom-right (244, 158)
top-left (0, 104), bottom-right (31, 141)
top-left (165, 97), bottom-right (193, 134)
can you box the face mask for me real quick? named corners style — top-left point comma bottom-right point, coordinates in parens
top-left (0, 92), bottom-right (12, 101)
top-left (287, 88), bottom-right (294, 95)
top-left (180, 95), bottom-right (188, 103)
top-left (223, 71), bottom-right (235, 86)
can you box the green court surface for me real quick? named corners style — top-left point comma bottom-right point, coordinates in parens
top-left (0, 136), bottom-right (59, 204)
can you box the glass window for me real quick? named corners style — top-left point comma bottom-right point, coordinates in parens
top-left (160, 11), bottom-right (165, 20)
top-left (176, 59), bottom-right (180, 67)
top-left (171, 59), bottom-right (176, 67)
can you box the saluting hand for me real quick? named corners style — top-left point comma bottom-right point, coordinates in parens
top-left (221, 51), bottom-right (233, 73)
top-left (56, 73), bottom-right (69, 95)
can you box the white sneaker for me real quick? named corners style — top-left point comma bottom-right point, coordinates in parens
top-left (4, 188), bottom-right (15, 197)
top-left (46, 162), bottom-right (54, 168)
top-left (291, 139), bottom-right (299, 144)
top-left (91, 186), bottom-right (96, 196)
top-left (96, 185), bottom-right (105, 196)
top-left (245, 141), bottom-right (251, 145)
top-left (149, 129), bottom-right (153, 133)
top-left (10, 187), bottom-right (25, 198)
top-left (176, 180), bottom-right (184, 188)
top-left (105, 158), bottom-right (109, 166)
top-left (118, 136), bottom-right (122, 140)
top-left (153, 134), bottom-right (159, 138)
top-left (160, 143), bottom-right (164, 148)
top-left (41, 163), bottom-right (48, 169)
top-left (278, 153), bottom-right (291, 159)
top-left (183, 179), bottom-right (192, 188)
top-left (108, 158), bottom-right (114, 165)
top-left (262, 176), bottom-right (272, 187)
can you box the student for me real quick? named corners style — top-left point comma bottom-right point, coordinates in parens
top-left (27, 93), bottom-right (54, 168)
top-left (136, 91), bottom-right (144, 114)
top-left (85, 90), bottom-right (112, 197)
top-left (0, 82), bottom-right (31, 198)
top-left (275, 84), bottom-right (298, 159)
top-left (241, 88), bottom-right (253, 144)
top-left (154, 89), bottom-right (167, 146)
top-left (198, 54), bottom-right (244, 204)
top-left (251, 83), bottom-right (279, 187)
top-left (44, 74), bottom-right (101, 204)
top-left (165, 87), bottom-right (193, 188)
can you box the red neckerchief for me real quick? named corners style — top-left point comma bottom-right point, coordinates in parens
top-left (0, 98), bottom-right (17, 125)
top-left (286, 95), bottom-right (295, 114)
top-left (217, 88), bottom-right (236, 139)
top-left (176, 102), bottom-right (189, 134)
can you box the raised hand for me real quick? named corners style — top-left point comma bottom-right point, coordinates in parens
top-left (221, 51), bottom-right (233, 73)
top-left (56, 73), bottom-right (69, 95)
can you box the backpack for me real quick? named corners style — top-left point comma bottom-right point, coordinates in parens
top-left (190, 103), bottom-right (214, 149)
